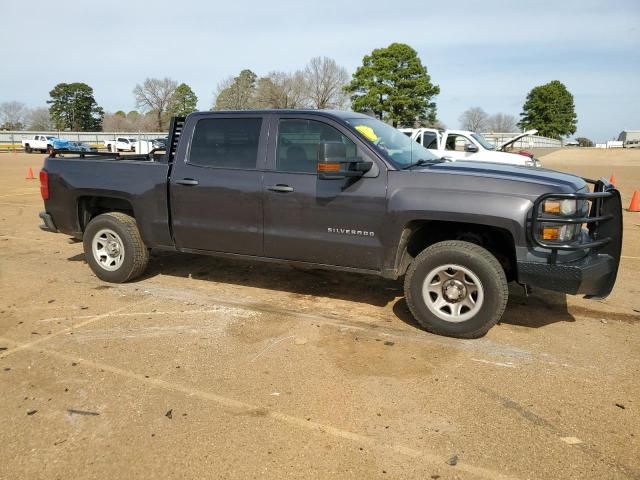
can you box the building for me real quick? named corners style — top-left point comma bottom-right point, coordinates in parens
top-left (617, 130), bottom-right (640, 148)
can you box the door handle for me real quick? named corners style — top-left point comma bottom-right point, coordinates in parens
top-left (267, 184), bottom-right (294, 193)
top-left (176, 178), bottom-right (199, 186)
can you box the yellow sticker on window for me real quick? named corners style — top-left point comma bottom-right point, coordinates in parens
top-left (354, 125), bottom-right (379, 142)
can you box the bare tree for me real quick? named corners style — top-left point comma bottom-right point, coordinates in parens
top-left (486, 113), bottom-right (518, 132)
top-left (102, 111), bottom-right (157, 132)
top-left (0, 101), bottom-right (29, 130)
top-left (253, 71), bottom-right (306, 109)
top-left (459, 107), bottom-right (489, 132)
top-left (422, 118), bottom-right (447, 129)
top-left (102, 112), bottom-right (132, 131)
top-left (133, 78), bottom-right (178, 130)
top-left (303, 56), bottom-right (349, 109)
top-left (27, 107), bottom-right (54, 131)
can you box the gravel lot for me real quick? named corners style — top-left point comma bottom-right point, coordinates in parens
top-left (1, 149), bottom-right (639, 479)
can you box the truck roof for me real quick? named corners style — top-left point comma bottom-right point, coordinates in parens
top-left (187, 110), bottom-right (373, 121)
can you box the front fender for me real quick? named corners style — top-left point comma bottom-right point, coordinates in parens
top-left (382, 188), bottom-right (532, 274)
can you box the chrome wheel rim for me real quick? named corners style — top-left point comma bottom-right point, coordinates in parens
top-left (422, 264), bottom-right (484, 323)
top-left (92, 228), bottom-right (125, 271)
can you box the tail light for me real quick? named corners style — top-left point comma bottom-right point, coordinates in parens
top-left (518, 150), bottom-right (534, 158)
top-left (39, 170), bottom-right (49, 200)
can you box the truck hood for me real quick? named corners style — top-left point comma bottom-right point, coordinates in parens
top-left (497, 129), bottom-right (537, 151)
top-left (412, 160), bottom-right (586, 192)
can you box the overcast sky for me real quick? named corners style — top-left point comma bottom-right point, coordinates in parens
top-left (2, 0), bottom-right (638, 141)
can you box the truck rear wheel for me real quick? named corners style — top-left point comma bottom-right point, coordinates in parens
top-left (83, 212), bottom-right (149, 283)
top-left (404, 240), bottom-right (508, 339)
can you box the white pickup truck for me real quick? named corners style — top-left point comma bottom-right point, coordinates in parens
top-left (104, 137), bottom-right (139, 152)
top-left (22, 135), bottom-right (59, 154)
top-left (400, 128), bottom-right (541, 167)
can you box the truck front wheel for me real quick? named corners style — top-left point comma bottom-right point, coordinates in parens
top-left (404, 240), bottom-right (508, 339)
top-left (24, 144), bottom-right (32, 153)
top-left (83, 212), bottom-right (149, 283)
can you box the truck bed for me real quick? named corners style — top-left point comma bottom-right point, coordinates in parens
top-left (42, 154), bottom-right (174, 248)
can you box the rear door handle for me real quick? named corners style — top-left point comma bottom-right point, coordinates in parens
top-left (176, 178), bottom-right (199, 186)
top-left (267, 184), bottom-right (294, 193)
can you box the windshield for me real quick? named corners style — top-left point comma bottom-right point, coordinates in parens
top-left (471, 133), bottom-right (495, 151)
top-left (46, 136), bottom-right (56, 140)
top-left (345, 117), bottom-right (439, 168)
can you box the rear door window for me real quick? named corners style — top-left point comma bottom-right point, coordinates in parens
top-left (189, 118), bottom-right (262, 169)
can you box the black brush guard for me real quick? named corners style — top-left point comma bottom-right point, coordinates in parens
top-left (527, 178), bottom-right (623, 298)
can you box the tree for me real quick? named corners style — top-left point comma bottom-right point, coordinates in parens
top-left (214, 69), bottom-right (258, 110)
top-left (303, 56), bottom-right (349, 109)
top-left (518, 80), bottom-right (577, 139)
top-left (0, 101), bottom-right (29, 130)
top-left (133, 77), bottom-right (178, 130)
top-left (253, 71), bottom-right (306, 109)
top-left (102, 110), bottom-right (156, 132)
top-left (486, 113), bottom-right (518, 132)
top-left (102, 112), bottom-right (131, 131)
top-left (27, 107), bottom-right (54, 131)
top-left (47, 83), bottom-right (104, 131)
top-left (459, 107), bottom-right (489, 131)
top-left (345, 43), bottom-right (440, 127)
top-left (167, 83), bottom-right (198, 117)
top-left (576, 137), bottom-right (594, 147)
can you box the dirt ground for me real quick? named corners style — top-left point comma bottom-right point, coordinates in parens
top-left (0, 149), bottom-right (638, 480)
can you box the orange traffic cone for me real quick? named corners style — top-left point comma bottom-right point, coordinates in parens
top-left (609, 174), bottom-right (616, 186)
top-left (629, 191), bottom-right (640, 212)
top-left (26, 167), bottom-right (35, 180)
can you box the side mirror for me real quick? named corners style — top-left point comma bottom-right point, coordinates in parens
top-left (317, 142), bottom-right (372, 180)
top-left (464, 143), bottom-right (479, 153)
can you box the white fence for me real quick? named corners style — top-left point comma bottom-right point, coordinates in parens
top-left (480, 132), bottom-right (562, 149)
top-left (0, 130), bottom-right (166, 150)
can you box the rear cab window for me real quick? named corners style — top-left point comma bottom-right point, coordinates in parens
top-left (189, 117), bottom-right (262, 169)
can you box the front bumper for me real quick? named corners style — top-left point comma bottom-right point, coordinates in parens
top-left (517, 253), bottom-right (617, 297)
top-left (39, 211), bottom-right (58, 233)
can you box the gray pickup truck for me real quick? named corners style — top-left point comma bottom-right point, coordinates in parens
top-left (38, 110), bottom-right (623, 338)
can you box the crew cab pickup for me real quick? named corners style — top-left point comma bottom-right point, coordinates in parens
top-left (22, 134), bottom-right (59, 154)
top-left (104, 137), bottom-right (138, 152)
top-left (38, 111), bottom-right (622, 338)
top-left (400, 127), bottom-right (541, 167)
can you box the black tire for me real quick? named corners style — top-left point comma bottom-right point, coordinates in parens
top-left (83, 212), bottom-right (149, 283)
top-left (24, 144), bottom-right (32, 153)
top-left (46, 145), bottom-right (54, 155)
top-left (107, 145), bottom-right (112, 152)
top-left (404, 240), bottom-right (508, 339)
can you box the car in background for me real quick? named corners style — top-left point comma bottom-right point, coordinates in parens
top-left (400, 128), bottom-right (541, 167)
top-left (51, 139), bottom-right (98, 153)
top-left (22, 135), bottom-right (59, 154)
top-left (104, 137), bottom-right (138, 152)
top-left (151, 137), bottom-right (168, 150)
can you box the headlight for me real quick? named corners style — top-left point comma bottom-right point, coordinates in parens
top-left (542, 199), bottom-right (588, 216)
top-left (540, 223), bottom-right (582, 242)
